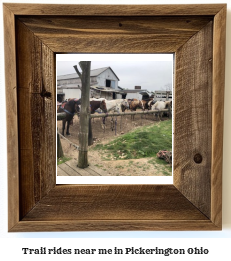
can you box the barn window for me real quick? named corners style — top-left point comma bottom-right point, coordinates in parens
top-left (106, 79), bottom-right (111, 87)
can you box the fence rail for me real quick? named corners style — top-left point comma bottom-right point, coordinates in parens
top-left (57, 109), bottom-right (171, 121)
top-left (90, 109), bottom-right (170, 118)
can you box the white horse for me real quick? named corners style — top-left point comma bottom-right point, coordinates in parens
top-left (151, 101), bottom-right (172, 120)
top-left (90, 98), bottom-right (106, 101)
top-left (105, 99), bottom-right (129, 113)
top-left (115, 99), bottom-right (129, 113)
top-left (90, 98), bottom-right (129, 113)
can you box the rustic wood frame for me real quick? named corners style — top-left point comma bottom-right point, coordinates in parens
top-left (4, 4), bottom-right (226, 232)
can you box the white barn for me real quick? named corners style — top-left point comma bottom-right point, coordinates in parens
top-left (57, 67), bottom-right (124, 101)
top-left (57, 66), bottom-right (152, 102)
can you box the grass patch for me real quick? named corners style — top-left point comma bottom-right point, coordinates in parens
top-left (115, 165), bottom-right (125, 169)
top-left (94, 164), bottom-right (104, 168)
top-left (93, 120), bottom-right (172, 161)
top-left (147, 158), bottom-right (172, 176)
top-left (57, 156), bottom-right (71, 165)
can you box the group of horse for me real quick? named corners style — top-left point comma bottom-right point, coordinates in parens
top-left (57, 97), bottom-right (172, 136)
top-left (57, 98), bottom-right (108, 136)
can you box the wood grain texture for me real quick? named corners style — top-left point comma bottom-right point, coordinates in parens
top-left (4, 3), bottom-right (226, 231)
top-left (21, 185), bottom-right (207, 221)
top-left (16, 19), bottom-right (56, 218)
top-left (3, 3), bottom-right (226, 16)
top-left (18, 16), bottom-right (213, 53)
top-left (174, 22), bottom-right (213, 218)
top-left (15, 185), bottom-right (216, 232)
top-left (3, 4), bottom-right (19, 231)
top-left (211, 5), bottom-right (226, 228)
top-left (77, 62), bottom-right (91, 168)
top-left (11, 220), bottom-right (218, 232)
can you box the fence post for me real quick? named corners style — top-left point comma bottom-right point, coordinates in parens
top-left (74, 62), bottom-right (91, 168)
top-left (88, 118), bottom-right (93, 146)
top-left (168, 106), bottom-right (172, 119)
top-left (57, 129), bottom-right (63, 159)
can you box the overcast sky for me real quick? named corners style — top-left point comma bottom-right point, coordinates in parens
top-left (56, 54), bottom-right (173, 92)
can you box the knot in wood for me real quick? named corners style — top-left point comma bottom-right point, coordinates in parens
top-left (194, 153), bottom-right (203, 164)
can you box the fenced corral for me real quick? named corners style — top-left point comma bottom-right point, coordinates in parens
top-left (57, 89), bottom-right (173, 174)
top-left (90, 108), bottom-right (171, 118)
top-left (57, 108), bottom-right (172, 157)
top-left (57, 111), bottom-right (172, 176)
top-left (57, 108), bottom-right (172, 145)
top-left (57, 108), bottom-right (172, 121)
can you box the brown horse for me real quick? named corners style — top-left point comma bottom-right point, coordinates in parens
top-left (57, 99), bottom-right (81, 136)
top-left (90, 100), bottom-right (107, 114)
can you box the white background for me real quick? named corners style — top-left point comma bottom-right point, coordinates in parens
top-left (0, 0), bottom-right (231, 260)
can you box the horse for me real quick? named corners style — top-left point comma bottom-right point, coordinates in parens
top-left (151, 100), bottom-right (172, 121)
top-left (141, 98), bottom-right (154, 111)
top-left (91, 99), bottom-right (128, 113)
top-left (90, 97), bottom-right (106, 101)
top-left (148, 99), bottom-right (156, 109)
top-left (102, 99), bottom-right (128, 113)
top-left (90, 100), bottom-right (107, 114)
top-left (128, 100), bottom-right (144, 120)
top-left (57, 99), bottom-right (81, 136)
top-left (129, 100), bottom-right (144, 111)
top-left (57, 102), bottom-right (62, 112)
top-left (116, 99), bottom-right (130, 113)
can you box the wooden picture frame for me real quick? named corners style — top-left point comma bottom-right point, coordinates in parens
top-left (4, 3), bottom-right (226, 232)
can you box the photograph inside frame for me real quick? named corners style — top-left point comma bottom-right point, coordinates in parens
top-left (56, 54), bottom-right (173, 184)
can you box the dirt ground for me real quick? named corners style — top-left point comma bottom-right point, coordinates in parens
top-left (57, 111), bottom-right (172, 176)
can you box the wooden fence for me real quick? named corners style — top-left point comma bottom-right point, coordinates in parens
top-left (57, 108), bottom-right (171, 121)
top-left (57, 108), bottom-right (172, 164)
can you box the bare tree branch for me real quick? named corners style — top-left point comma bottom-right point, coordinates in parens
top-left (73, 64), bottom-right (82, 80)
top-left (161, 83), bottom-right (172, 91)
top-left (79, 61), bottom-right (85, 71)
top-left (73, 63), bottom-right (83, 90)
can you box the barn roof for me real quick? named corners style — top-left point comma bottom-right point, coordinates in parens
top-left (122, 89), bottom-right (148, 94)
top-left (57, 67), bottom-right (120, 81)
top-left (59, 83), bottom-right (81, 89)
top-left (139, 90), bottom-right (152, 96)
top-left (90, 85), bottom-right (120, 93)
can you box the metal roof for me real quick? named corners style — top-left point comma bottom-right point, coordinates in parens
top-left (122, 89), bottom-right (148, 94)
top-left (57, 67), bottom-right (120, 81)
top-left (139, 90), bottom-right (152, 96)
top-left (90, 85), bottom-right (120, 93)
top-left (59, 84), bottom-right (81, 89)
